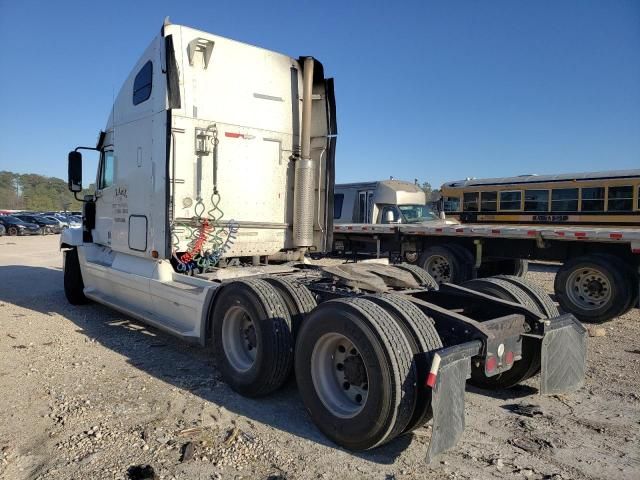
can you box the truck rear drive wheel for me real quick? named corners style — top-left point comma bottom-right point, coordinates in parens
top-left (211, 279), bottom-right (294, 397)
top-left (494, 275), bottom-right (559, 318)
top-left (263, 277), bottom-right (317, 337)
top-left (418, 245), bottom-right (473, 285)
top-left (555, 254), bottom-right (635, 323)
top-left (63, 248), bottom-right (88, 305)
top-left (462, 277), bottom-right (543, 389)
top-left (295, 297), bottom-right (417, 450)
top-left (393, 263), bottom-right (439, 290)
top-left (364, 294), bottom-right (442, 433)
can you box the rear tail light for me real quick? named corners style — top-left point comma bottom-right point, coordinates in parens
top-left (505, 351), bottom-right (514, 365)
top-left (485, 355), bottom-right (497, 373)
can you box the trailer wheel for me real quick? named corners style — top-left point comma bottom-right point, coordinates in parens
top-left (590, 253), bottom-right (639, 314)
top-left (295, 297), bottom-right (416, 450)
top-left (555, 254), bottom-right (634, 323)
top-left (63, 248), bottom-right (88, 305)
top-left (393, 263), bottom-right (439, 290)
top-left (479, 259), bottom-right (528, 278)
top-left (211, 278), bottom-right (294, 397)
top-left (418, 245), bottom-right (472, 285)
top-left (364, 294), bottom-right (442, 433)
top-left (494, 275), bottom-right (559, 318)
top-left (447, 244), bottom-right (477, 280)
top-left (462, 277), bottom-right (543, 316)
top-left (462, 277), bottom-right (543, 389)
top-left (263, 277), bottom-right (317, 337)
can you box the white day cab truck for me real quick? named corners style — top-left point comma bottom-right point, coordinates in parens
top-left (333, 180), bottom-right (640, 323)
top-left (62, 21), bottom-right (587, 461)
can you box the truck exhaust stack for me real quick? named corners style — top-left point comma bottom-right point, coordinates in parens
top-left (293, 57), bottom-right (315, 249)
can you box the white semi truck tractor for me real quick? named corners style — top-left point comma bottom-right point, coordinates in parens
top-left (62, 21), bottom-right (587, 460)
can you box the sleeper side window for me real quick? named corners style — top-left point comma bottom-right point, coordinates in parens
top-left (133, 61), bottom-right (153, 105)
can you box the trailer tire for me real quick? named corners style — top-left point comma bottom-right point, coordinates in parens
top-left (263, 277), bottom-right (317, 337)
top-left (418, 245), bottom-right (472, 285)
top-left (494, 275), bottom-right (559, 318)
top-left (211, 278), bottom-right (294, 397)
top-left (462, 277), bottom-right (543, 316)
top-left (555, 254), bottom-right (634, 323)
top-left (394, 263), bottom-right (439, 290)
top-left (590, 253), bottom-right (639, 315)
top-left (63, 248), bottom-right (88, 305)
top-left (479, 259), bottom-right (528, 278)
top-left (364, 294), bottom-right (442, 433)
top-left (447, 244), bottom-right (477, 280)
top-left (295, 297), bottom-right (417, 450)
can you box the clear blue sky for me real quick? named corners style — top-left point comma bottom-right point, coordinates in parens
top-left (0, 0), bottom-right (638, 188)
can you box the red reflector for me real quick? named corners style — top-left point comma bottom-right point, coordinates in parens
top-left (556, 231), bottom-right (565, 237)
top-left (435, 228), bottom-right (443, 232)
top-left (347, 226), bottom-right (353, 230)
top-left (491, 229), bottom-right (500, 234)
top-left (456, 228), bottom-right (464, 233)
top-left (574, 232), bottom-right (586, 238)
top-left (610, 233), bottom-right (622, 239)
top-left (225, 132), bottom-right (243, 138)
top-left (527, 230), bottom-right (536, 236)
top-left (505, 351), bottom-right (514, 365)
top-left (425, 372), bottom-right (437, 388)
top-left (485, 356), bottom-right (497, 373)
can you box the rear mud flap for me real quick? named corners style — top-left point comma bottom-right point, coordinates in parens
top-left (426, 341), bottom-right (481, 463)
top-left (539, 314), bottom-right (587, 394)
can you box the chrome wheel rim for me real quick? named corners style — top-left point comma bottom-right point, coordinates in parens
top-left (424, 255), bottom-right (451, 283)
top-left (221, 306), bottom-right (257, 372)
top-left (566, 267), bottom-right (612, 310)
top-left (311, 333), bottom-right (369, 418)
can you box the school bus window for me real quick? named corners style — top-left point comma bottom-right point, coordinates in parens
top-left (443, 196), bottom-right (460, 212)
top-left (524, 190), bottom-right (549, 212)
top-left (581, 187), bottom-right (605, 211)
top-left (551, 188), bottom-right (578, 211)
top-left (607, 185), bottom-right (633, 212)
top-left (480, 191), bottom-right (497, 211)
top-left (463, 192), bottom-right (479, 211)
top-left (500, 191), bottom-right (521, 211)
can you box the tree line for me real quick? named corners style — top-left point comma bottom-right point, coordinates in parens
top-left (0, 171), bottom-right (92, 211)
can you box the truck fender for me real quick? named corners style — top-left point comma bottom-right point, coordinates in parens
top-left (60, 227), bottom-right (83, 249)
top-left (199, 281), bottom-right (228, 346)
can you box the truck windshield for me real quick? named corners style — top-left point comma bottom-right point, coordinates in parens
top-left (398, 205), bottom-right (438, 223)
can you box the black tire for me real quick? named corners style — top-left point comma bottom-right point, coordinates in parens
top-left (555, 254), bottom-right (635, 323)
top-left (211, 278), bottom-right (294, 397)
top-left (263, 276), bottom-right (317, 336)
top-left (590, 253), bottom-right (639, 314)
top-left (7, 226), bottom-right (18, 236)
top-left (417, 245), bottom-right (473, 285)
top-left (494, 275), bottom-right (559, 318)
top-left (63, 248), bottom-right (88, 305)
top-left (364, 294), bottom-right (442, 433)
top-left (462, 277), bottom-right (543, 315)
top-left (295, 297), bottom-right (416, 450)
top-left (462, 277), bottom-right (542, 389)
top-left (393, 263), bottom-right (439, 290)
top-left (478, 259), bottom-right (528, 278)
top-left (447, 244), bottom-right (477, 280)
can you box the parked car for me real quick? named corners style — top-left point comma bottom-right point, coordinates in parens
top-left (0, 224), bottom-right (5, 236)
top-left (43, 216), bottom-right (68, 230)
top-left (0, 216), bottom-right (41, 236)
top-left (13, 214), bottom-right (61, 234)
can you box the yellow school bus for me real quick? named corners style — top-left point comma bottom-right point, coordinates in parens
top-left (440, 169), bottom-right (640, 226)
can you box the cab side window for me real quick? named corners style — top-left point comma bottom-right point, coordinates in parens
top-left (133, 61), bottom-right (153, 105)
top-left (99, 151), bottom-right (115, 189)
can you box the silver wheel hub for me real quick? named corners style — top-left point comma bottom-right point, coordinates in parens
top-left (221, 306), bottom-right (257, 372)
top-left (311, 333), bottom-right (369, 418)
top-left (567, 268), bottom-right (612, 310)
top-left (425, 255), bottom-right (451, 283)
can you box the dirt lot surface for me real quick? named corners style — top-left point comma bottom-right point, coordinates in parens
top-left (1, 235), bottom-right (639, 480)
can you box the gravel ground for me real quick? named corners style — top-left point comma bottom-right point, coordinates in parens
top-left (1, 235), bottom-right (639, 480)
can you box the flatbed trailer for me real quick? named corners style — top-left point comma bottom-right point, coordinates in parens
top-left (61, 21), bottom-right (587, 462)
top-left (334, 222), bottom-right (640, 323)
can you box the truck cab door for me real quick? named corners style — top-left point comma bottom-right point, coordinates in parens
top-left (93, 149), bottom-right (116, 247)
